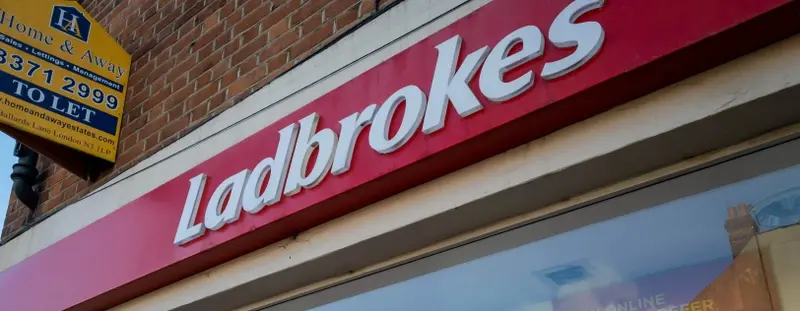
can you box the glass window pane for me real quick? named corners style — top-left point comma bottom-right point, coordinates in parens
top-left (270, 146), bottom-right (800, 311)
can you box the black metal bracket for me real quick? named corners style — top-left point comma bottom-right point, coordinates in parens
top-left (10, 141), bottom-right (41, 210)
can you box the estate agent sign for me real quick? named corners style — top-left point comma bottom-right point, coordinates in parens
top-left (0, 0), bottom-right (130, 163)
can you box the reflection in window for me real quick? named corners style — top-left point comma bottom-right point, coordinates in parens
top-left (306, 164), bottom-right (800, 311)
top-left (751, 186), bottom-right (800, 233)
top-left (0, 133), bottom-right (17, 239)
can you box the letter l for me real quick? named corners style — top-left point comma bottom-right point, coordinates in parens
top-left (174, 173), bottom-right (207, 246)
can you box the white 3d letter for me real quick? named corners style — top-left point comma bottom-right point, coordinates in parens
top-left (284, 113), bottom-right (338, 196)
top-left (174, 173), bottom-right (207, 245)
top-left (479, 25), bottom-right (545, 102)
top-left (204, 169), bottom-right (249, 231)
top-left (422, 35), bottom-right (490, 134)
top-left (332, 104), bottom-right (377, 175)
top-left (242, 123), bottom-right (299, 214)
top-left (541, 0), bottom-right (605, 80)
top-left (369, 85), bottom-right (427, 154)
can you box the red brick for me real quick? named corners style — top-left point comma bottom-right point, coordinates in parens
top-left (219, 1), bottom-right (236, 18)
top-left (223, 39), bottom-right (243, 58)
top-left (335, 6), bottom-right (360, 31)
top-left (195, 2), bottom-right (225, 27)
top-left (147, 58), bottom-right (173, 84)
top-left (142, 132), bottom-right (159, 151)
top-left (265, 60), bottom-right (293, 81)
top-left (49, 168), bottom-right (68, 184)
top-left (152, 23), bottom-right (181, 53)
top-left (224, 7), bottom-right (245, 28)
top-left (170, 73), bottom-right (190, 94)
top-left (326, 0), bottom-right (360, 20)
top-left (125, 104), bottom-right (144, 123)
top-left (208, 91), bottom-right (227, 109)
top-left (131, 58), bottom-right (155, 79)
top-left (210, 58), bottom-right (232, 80)
top-left (165, 84), bottom-right (195, 108)
top-left (165, 54), bottom-right (199, 83)
top-left (219, 67), bottom-right (239, 90)
top-left (360, 0), bottom-right (376, 15)
top-left (160, 114), bottom-right (191, 142)
top-left (203, 11), bottom-right (221, 30)
top-left (250, 76), bottom-right (272, 93)
top-left (175, 1), bottom-right (204, 29)
top-left (261, 0), bottom-right (301, 30)
top-left (117, 148), bottom-right (142, 169)
top-left (239, 0), bottom-right (261, 11)
top-left (258, 29), bottom-right (299, 61)
top-left (196, 71), bottom-right (213, 89)
top-left (291, 0), bottom-right (327, 25)
top-left (167, 102), bottom-right (185, 122)
top-left (177, 20), bottom-right (198, 38)
top-left (196, 44), bottom-right (215, 62)
top-left (147, 102), bottom-right (166, 118)
top-left (107, 14), bottom-right (128, 35)
top-left (189, 101), bottom-right (210, 123)
top-left (240, 24), bottom-right (261, 43)
top-left (122, 138), bottom-right (145, 157)
top-left (120, 133), bottom-right (139, 154)
top-left (298, 10), bottom-right (323, 35)
top-left (266, 51), bottom-right (289, 73)
top-left (190, 49), bottom-right (224, 82)
top-left (172, 46), bottom-right (193, 64)
top-left (267, 17), bottom-right (290, 39)
top-left (239, 55), bottom-right (259, 74)
top-left (233, 4), bottom-right (270, 35)
top-left (120, 114), bottom-right (146, 138)
top-left (142, 87), bottom-right (171, 111)
top-left (175, 27), bottom-right (202, 50)
top-left (195, 23), bottom-right (226, 50)
top-left (378, 0), bottom-right (400, 9)
top-left (227, 65), bottom-right (267, 97)
top-left (213, 29), bottom-right (234, 50)
top-left (289, 22), bottom-right (333, 58)
top-left (128, 88), bottom-right (150, 108)
top-left (140, 4), bottom-right (158, 22)
top-left (75, 187), bottom-right (92, 200)
top-left (231, 33), bottom-right (269, 66)
top-left (186, 83), bottom-right (218, 110)
top-left (139, 114), bottom-right (168, 139)
top-left (40, 192), bottom-right (65, 215)
top-left (47, 181), bottom-right (63, 199)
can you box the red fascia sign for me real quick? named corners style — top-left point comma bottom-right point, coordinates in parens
top-left (0, 0), bottom-right (796, 309)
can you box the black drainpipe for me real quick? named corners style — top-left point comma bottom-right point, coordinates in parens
top-left (11, 141), bottom-right (40, 210)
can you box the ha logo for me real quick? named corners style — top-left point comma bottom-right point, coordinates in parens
top-left (50, 5), bottom-right (91, 42)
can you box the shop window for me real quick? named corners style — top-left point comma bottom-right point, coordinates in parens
top-left (265, 139), bottom-right (800, 311)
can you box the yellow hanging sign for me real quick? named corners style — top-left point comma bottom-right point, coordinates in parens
top-left (0, 0), bottom-right (130, 163)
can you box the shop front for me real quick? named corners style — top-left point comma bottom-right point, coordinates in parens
top-left (265, 139), bottom-right (800, 311)
top-left (0, 0), bottom-right (799, 310)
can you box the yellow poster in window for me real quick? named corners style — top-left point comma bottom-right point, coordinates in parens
top-left (0, 0), bottom-right (130, 162)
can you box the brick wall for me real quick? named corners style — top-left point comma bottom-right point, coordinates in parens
top-left (2, 0), bottom-right (401, 242)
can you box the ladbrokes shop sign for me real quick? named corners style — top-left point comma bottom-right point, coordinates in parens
top-left (0, 0), bottom-right (130, 163)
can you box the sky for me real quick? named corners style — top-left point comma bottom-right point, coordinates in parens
top-left (0, 132), bottom-right (16, 239)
